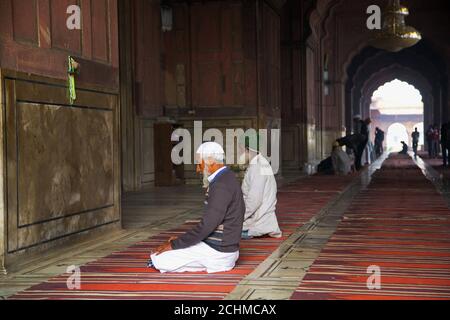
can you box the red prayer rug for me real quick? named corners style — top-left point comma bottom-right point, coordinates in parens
top-left (291, 154), bottom-right (450, 300)
top-left (9, 174), bottom-right (354, 300)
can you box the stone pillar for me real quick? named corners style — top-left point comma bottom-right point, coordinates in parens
top-left (0, 69), bottom-right (6, 275)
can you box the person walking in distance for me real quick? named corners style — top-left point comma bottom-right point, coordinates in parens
top-left (412, 127), bottom-right (420, 158)
top-left (441, 122), bottom-right (450, 167)
top-left (374, 127), bottom-right (385, 158)
top-left (426, 125), bottom-right (434, 158)
top-left (431, 125), bottom-right (440, 158)
top-left (353, 115), bottom-right (370, 171)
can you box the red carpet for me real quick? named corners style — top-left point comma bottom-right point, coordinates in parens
top-left (421, 155), bottom-right (450, 179)
top-left (9, 174), bottom-right (354, 300)
top-left (291, 154), bottom-right (450, 300)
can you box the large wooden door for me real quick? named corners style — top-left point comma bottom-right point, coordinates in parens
top-left (190, 1), bottom-right (246, 109)
top-left (0, 0), bottom-right (120, 269)
top-left (154, 123), bottom-right (184, 187)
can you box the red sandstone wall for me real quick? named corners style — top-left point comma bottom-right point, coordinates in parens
top-left (162, 1), bottom-right (260, 114)
top-left (0, 0), bottom-right (119, 90)
top-left (158, 0), bottom-right (283, 123)
top-left (132, 0), bottom-right (163, 118)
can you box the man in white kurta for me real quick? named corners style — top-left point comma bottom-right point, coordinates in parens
top-left (331, 142), bottom-right (352, 175)
top-left (149, 142), bottom-right (245, 274)
top-left (241, 152), bottom-right (282, 239)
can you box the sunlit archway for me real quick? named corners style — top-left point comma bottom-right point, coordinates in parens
top-left (370, 79), bottom-right (424, 154)
top-left (387, 123), bottom-right (409, 152)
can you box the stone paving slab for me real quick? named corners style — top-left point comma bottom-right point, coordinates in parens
top-left (226, 154), bottom-right (388, 300)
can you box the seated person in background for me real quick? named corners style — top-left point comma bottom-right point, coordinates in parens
top-left (347, 148), bottom-right (356, 173)
top-left (317, 157), bottom-right (334, 175)
top-left (239, 135), bottom-right (282, 239)
top-left (331, 141), bottom-right (352, 175)
top-left (399, 141), bottom-right (409, 155)
top-left (148, 142), bottom-right (245, 274)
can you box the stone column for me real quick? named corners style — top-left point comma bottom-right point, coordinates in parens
top-left (0, 69), bottom-right (6, 275)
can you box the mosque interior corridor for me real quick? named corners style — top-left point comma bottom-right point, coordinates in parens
top-left (1, 152), bottom-right (450, 300)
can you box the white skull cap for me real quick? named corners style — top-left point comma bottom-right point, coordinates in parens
top-left (196, 142), bottom-right (225, 156)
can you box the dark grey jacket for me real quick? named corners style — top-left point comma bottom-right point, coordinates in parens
top-left (171, 168), bottom-right (245, 253)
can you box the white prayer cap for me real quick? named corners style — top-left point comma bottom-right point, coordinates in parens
top-left (196, 142), bottom-right (225, 162)
top-left (353, 114), bottom-right (361, 120)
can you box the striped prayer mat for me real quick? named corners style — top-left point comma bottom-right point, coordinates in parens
top-left (422, 156), bottom-right (450, 178)
top-left (9, 174), bottom-right (355, 300)
top-left (291, 154), bottom-right (450, 300)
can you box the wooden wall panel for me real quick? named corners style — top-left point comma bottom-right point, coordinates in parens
top-left (282, 125), bottom-right (302, 169)
top-left (196, 63), bottom-right (222, 107)
top-left (0, 1), bottom-right (13, 38)
top-left (37, 0), bottom-right (52, 48)
top-left (2, 72), bottom-right (120, 256)
top-left (306, 46), bottom-right (317, 163)
top-left (231, 5), bottom-right (243, 52)
top-left (50, 0), bottom-right (82, 53)
top-left (221, 5), bottom-right (233, 107)
top-left (162, 3), bottom-right (190, 111)
top-left (91, 0), bottom-right (109, 62)
top-left (133, 0), bottom-right (162, 117)
top-left (162, 0), bottom-right (257, 116)
top-left (194, 4), bottom-right (221, 53)
top-left (260, 2), bottom-right (281, 118)
top-left (242, 0), bottom-right (257, 113)
top-left (12, 0), bottom-right (38, 44)
top-left (232, 63), bottom-right (244, 106)
top-left (140, 121), bottom-right (155, 186)
top-left (0, 0), bottom-right (119, 88)
top-left (0, 0), bottom-right (120, 268)
top-left (187, 1), bottom-right (249, 109)
top-left (231, 4), bottom-right (245, 107)
top-left (108, 0), bottom-right (119, 67)
top-left (191, 2), bottom-right (222, 107)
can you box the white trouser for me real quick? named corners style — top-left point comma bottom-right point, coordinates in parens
top-left (151, 242), bottom-right (239, 274)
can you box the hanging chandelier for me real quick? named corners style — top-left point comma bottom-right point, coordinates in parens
top-left (369, 0), bottom-right (422, 52)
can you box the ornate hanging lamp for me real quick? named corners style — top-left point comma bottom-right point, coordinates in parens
top-left (370, 0), bottom-right (422, 52)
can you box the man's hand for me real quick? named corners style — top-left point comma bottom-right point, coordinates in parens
top-left (152, 237), bottom-right (177, 256)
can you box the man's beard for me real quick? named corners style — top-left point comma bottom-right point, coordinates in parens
top-left (202, 164), bottom-right (210, 189)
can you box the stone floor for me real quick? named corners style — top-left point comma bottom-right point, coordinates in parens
top-left (122, 185), bottom-right (204, 230)
top-left (1, 155), bottom-right (448, 300)
top-left (0, 170), bottom-right (307, 299)
top-left (0, 185), bottom-right (204, 299)
top-left (225, 154), bottom-right (388, 300)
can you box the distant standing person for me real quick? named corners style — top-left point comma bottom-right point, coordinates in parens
top-left (431, 125), bottom-right (440, 158)
top-left (426, 125), bottom-right (434, 158)
top-left (411, 128), bottom-right (420, 158)
top-left (374, 127), bottom-right (385, 157)
top-left (353, 115), bottom-right (370, 171)
top-left (442, 122), bottom-right (449, 167)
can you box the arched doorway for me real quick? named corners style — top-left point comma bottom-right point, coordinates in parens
top-left (344, 40), bottom-right (448, 137)
top-left (387, 123), bottom-right (409, 152)
top-left (370, 79), bottom-right (424, 153)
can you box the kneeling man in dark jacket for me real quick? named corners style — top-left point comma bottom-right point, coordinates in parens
top-left (149, 142), bottom-right (245, 273)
